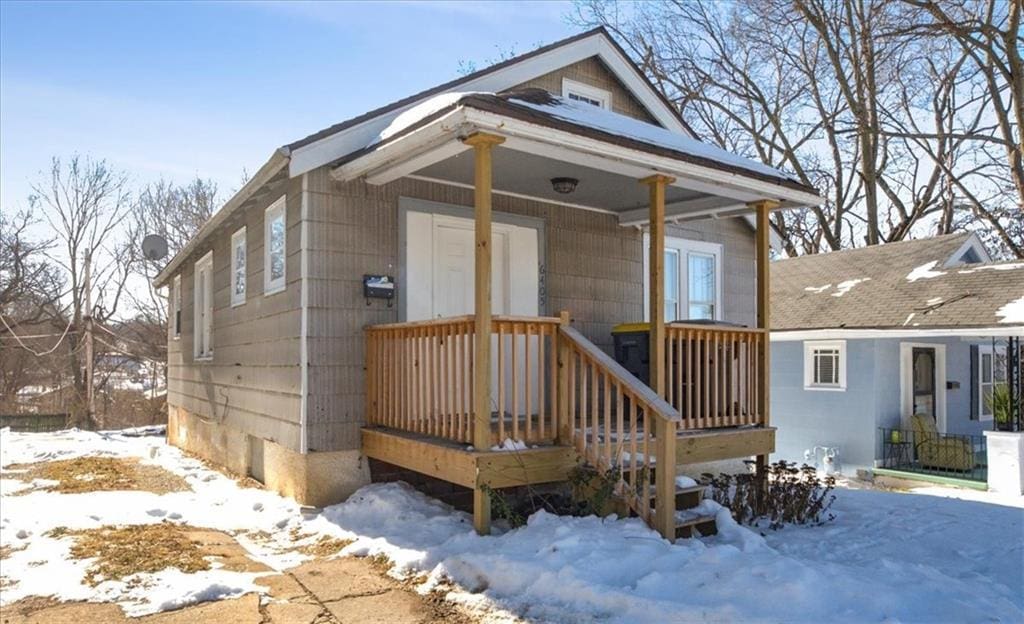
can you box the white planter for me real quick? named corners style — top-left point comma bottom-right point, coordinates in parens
top-left (984, 430), bottom-right (1024, 495)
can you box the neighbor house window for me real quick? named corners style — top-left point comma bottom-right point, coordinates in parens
top-left (170, 275), bottom-right (182, 339)
top-left (264, 197), bottom-right (286, 295)
top-left (976, 345), bottom-right (1006, 421)
top-left (562, 78), bottom-right (611, 110)
top-left (194, 251), bottom-right (214, 359)
top-left (644, 236), bottom-right (724, 322)
top-left (804, 341), bottom-right (846, 391)
top-left (231, 226), bottom-right (247, 306)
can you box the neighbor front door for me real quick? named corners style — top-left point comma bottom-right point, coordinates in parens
top-left (912, 347), bottom-right (937, 422)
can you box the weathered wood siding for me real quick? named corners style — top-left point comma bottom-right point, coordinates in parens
top-left (166, 169), bottom-right (305, 452)
top-left (302, 168), bottom-right (755, 452)
top-left (512, 56), bottom-right (660, 125)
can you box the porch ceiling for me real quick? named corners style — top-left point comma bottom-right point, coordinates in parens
top-left (414, 146), bottom-right (709, 215)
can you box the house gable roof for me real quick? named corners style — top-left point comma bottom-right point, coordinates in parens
top-left (771, 233), bottom-right (1024, 332)
top-left (286, 27), bottom-right (695, 177)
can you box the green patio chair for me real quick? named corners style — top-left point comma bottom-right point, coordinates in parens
top-left (910, 414), bottom-right (974, 472)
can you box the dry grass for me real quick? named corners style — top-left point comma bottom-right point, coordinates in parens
top-left (0, 543), bottom-right (26, 559)
top-left (299, 536), bottom-right (354, 558)
top-left (62, 523), bottom-right (211, 586)
top-left (6, 456), bottom-right (190, 495)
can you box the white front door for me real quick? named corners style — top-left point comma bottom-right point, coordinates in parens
top-left (405, 211), bottom-right (538, 320)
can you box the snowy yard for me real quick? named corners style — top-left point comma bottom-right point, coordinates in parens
top-left (1, 427), bottom-right (1021, 623)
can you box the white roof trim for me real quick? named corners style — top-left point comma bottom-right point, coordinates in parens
top-left (771, 327), bottom-right (1024, 341)
top-left (290, 31), bottom-right (690, 178)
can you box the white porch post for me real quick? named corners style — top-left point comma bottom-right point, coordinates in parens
top-left (463, 131), bottom-right (505, 536)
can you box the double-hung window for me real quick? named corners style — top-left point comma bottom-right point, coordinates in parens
top-left (194, 251), bottom-right (214, 359)
top-left (264, 197), bottom-right (287, 295)
top-left (171, 275), bottom-right (182, 339)
top-left (644, 236), bottom-right (724, 322)
top-left (231, 226), bottom-right (247, 306)
top-left (976, 345), bottom-right (1007, 421)
top-left (804, 341), bottom-right (846, 391)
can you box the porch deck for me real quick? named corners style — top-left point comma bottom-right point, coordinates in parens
top-left (363, 313), bottom-right (774, 539)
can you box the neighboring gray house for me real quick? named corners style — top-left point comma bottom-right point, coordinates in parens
top-left (770, 233), bottom-right (1024, 484)
top-left (151, 26), bottom-right (822, 535)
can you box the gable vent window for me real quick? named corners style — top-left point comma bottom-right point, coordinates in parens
top-left (804, 340), bottom-right (846, 391)
top-left (562, 78), bottom-right (611, 110)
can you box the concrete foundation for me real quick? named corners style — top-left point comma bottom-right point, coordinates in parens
top-left (168, 405), bottom-right (370, 507)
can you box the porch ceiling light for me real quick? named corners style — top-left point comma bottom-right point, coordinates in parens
top-left (551, 177), bottom-right (579, 194)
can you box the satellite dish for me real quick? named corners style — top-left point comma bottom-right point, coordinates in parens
top-left (142, 234), bottom-right (169, 261)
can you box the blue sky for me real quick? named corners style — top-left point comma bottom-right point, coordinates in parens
top-left (0, 1), bottom-right (577, 210)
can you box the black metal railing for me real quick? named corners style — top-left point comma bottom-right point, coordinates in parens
top-left (878, 427), bottom-right (987, 482)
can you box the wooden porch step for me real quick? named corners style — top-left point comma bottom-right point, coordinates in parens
top-left (675, 515), bottom-right (718, 539)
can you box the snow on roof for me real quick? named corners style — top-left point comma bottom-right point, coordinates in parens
top-left (506, 93), bottom-right (800, 183)
top-left (997, 295), bottom-right (1024, 324)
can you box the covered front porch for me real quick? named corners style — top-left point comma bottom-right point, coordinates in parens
top-left (340, 90), bottom-right (821, 540)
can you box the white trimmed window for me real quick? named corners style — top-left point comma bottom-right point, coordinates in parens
top-left (264, 197), bottom-right (286, 295)
top-left (171, 275), bottom-right (181, 339)
top-left (804, 340), bottom-right (846, 391)
top-left (643, 235), bottom-right (724, 322)
top-left (562, 78), bottom-right (611, 110)
top-left (977, 345), bottom-right (1007, 421)
top-left (193, 251), bottom-right (214, 359)
top-left (231, 226), bottom-right (247, 306)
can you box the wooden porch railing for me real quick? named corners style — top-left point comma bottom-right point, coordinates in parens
top-left (364, 315), bottom-right (562, 446)
top-left (665, 324), bottom-right (767, 430)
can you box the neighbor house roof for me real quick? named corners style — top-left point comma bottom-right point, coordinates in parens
top-left (771, 233), bottom-right (1024, 333)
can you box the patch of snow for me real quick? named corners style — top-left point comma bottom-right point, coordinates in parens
top-left (3, 428), bottom-right (1022, 622)
top-left (925, 297), bottom-right (943, 305)
top-left (674, 475), bottom-right (699, 489)
top-left (906, 261), bottom-right (947, 282)
top-left (830, 277), bottom-right (870, 297)
top-left (373, 92), bottom-right (476, 145)
top-left (996, 295), bottom-right (1024, 324)
top-left (490, 438), bottom-right (528, 452)
top-left (804, 284), bottom-right (832, 294)
top-left (958, 262), bottom-right (1024, 274)
top-left (902, 313), bottom-right (916, 326)
top-left (510, 94), bottom-right (799, 182)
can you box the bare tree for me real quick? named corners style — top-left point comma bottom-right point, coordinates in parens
top-left (28, 155), bottom-right (132, 427)
top-left (572, 0), bottom-right (1018, 255)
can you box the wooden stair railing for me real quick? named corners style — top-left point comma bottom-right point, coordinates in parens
top-left (558, 325), bottom-right (683, 540)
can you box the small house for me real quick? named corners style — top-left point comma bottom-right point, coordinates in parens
top-left (153, 28), bottom-right (822, 539)
top-left (770, 233), bottom-right (1023, 488)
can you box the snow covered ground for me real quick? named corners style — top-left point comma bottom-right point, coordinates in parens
top-left (2, 427), bottom-right (1022, 622)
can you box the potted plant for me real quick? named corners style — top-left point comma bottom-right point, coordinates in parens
top-left (985, 383), bottom-right (1013, 431)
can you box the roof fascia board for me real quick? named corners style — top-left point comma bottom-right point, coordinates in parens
top-left (290, 32), bottom-right (689, 178)
top-left (153, 149), bottom-right (289, 288)
top-left (771, 327), bottom-right (1024, 341)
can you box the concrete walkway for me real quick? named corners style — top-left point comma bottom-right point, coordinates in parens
top-left (1, 550), bottom-right (475, 624)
